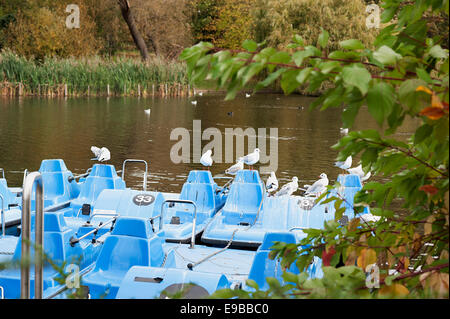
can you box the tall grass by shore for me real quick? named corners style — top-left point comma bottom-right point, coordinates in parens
top-left (0, 51), bottom-right (193, 97)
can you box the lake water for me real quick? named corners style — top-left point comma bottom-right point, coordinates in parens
top-left (0, 94), bottom-right (420, 193)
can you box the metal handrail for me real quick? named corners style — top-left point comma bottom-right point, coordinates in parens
top-left (69, 216), bottom-right (117, 247)
top-left (21, 172), bottom-right (44, 299)
top-left (289, 226), bottom-right (308, 231)
top-left (122, 159), bottom-right (148, 191)
top-left (160, 199), bottom-right (197, 249)
top-left (0, 194), bottom-right (5, 236)
top-left (22, 169), bottom-right (28, 189)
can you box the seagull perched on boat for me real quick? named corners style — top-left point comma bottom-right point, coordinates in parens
top-left (346, 164), bottom-right (371, 183)
top-left (242, 148), bottom-right (260, 170)
top-left (200, 149), bottom-right (213, 170)
top-left (303, 173), bottom-right (328, 196)
top-left (275, 176), bottom-right (298, 197)
top-left (144, 109), bottom-right (151, 115)
top-left (91, 146), bottom-right (111, 162)
top-left (266, 172), bottom-right (279, 196)
top-left (225, 157), bottom-right (244, 175)
top-left (335, 156), bottom-right (352, 173)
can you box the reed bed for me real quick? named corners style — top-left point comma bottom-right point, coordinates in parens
top-left (0, 51), bottom-right (193, 97)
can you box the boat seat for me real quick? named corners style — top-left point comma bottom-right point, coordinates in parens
top-left (247, 232), bottom-right (299, 290)
top-left (0, 211), bottom-right (89, 299)
top-left (82, 217), bottom-right (165, 299)
top-left (222, 170), bottom-right (264, 225)
top-left (337, 174), bottom-right (362, 188)
top-left (0, 178), bottom-right (21, 208)
top-left (31, 159), bottom-right (80, 210)
top-left (70, 164), bottom-right (125, 215)
top-left (173, 172), bottom-right (217, 224)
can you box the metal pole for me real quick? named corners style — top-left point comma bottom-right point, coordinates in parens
top-left (160, 199), bottom-right (197, 248)
top-left (21, 172), bottom-right (44, 299)
top-left (121, 159), bottom-right (149, 191)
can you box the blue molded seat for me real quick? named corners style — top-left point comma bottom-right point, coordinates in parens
top-left (176, 171), bottom-right (217, 223)
top-left (31, 159), bottom-right (80, 210)
top-left (0, 178), bottom-right (21, 209)
top-left (70, 164), bottom-right (125, 215)
top-left (82, 217), bottom-right (165, 299)
top-left (0, 211), bottom-right (90, 299)
top-left (222, 170), bottom-right (264, 225)
top-left (337, 174), bottom-right (362, 188)
top-left (247, 232), bottom-right (299, 290)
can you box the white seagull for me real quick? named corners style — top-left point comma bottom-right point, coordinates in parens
top-left (346, 164), bottom-right (371, 183)
top-left (304, 173), bottom-right (329, 196)
top-left (144, 109), bottom-right (151, 115)
top-left (225, 157), bottom-right (244, 175)
top-left (275, 176), bottom-right (298, 197)
top-left (200, 149), bottom-right (213, 170)
top-left (191, 100), bottom-right (197, 105)
top-left (335, 156), bottom-right (352, 172)
top-left (340, 127), bottom-right (349, 135)
top-left (245, 93), bottom-right (251, 98)
top-left (90, 146), bottom-right (102, 159)
top-left (91, 146), bottom-right (111, 162)
top-left (198, 92), bottom-right (203, 96)
top-left (242, 148), bottom-right (260, 169)
top-left (266, 172), bottom-right (279, 195)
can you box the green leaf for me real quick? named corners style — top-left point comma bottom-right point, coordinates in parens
top-left (366, 82), bottom-right (395, 126)
top-left (292, 48), bottom-right (316, 67)
top-left (429, 45), bottom-right (448, 59)
top-left (415, 68), bottom-right (432, 84)
top-left (414, 124), bottom-right (433, 144)
top-left (341, 64), bottom-right (372, 95)
top-left (242, 40), bottom-right (258, 52)
top-left (342, 100), bottom-right (362, 128)
top-left (281, 69), bottom-right (300, 94)
top-left (318, 28), bottom-right (329, 49)
top-left (398, 79), bottom-right (428, 113)
top-left (339, 39), bottom-right (365, 51)
top-left (373, 45), bottom-right (402, 65)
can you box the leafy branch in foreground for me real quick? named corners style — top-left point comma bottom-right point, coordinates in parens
top-left (182, 0), bottom-right (449, 298)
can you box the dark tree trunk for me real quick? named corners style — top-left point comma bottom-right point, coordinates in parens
top-left (117, 0), bottom-right (150, 61)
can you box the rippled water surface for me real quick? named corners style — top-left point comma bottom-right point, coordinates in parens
top-left (0, 94), bottom-right (420, 192)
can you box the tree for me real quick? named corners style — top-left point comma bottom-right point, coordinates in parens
top-left (181, 0), bottom-right (449, 298)
top-left (117, 0), bottom-right (150, 61)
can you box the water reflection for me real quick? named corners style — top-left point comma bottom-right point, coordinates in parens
top-left (0, 94), bottom-right (420, 192)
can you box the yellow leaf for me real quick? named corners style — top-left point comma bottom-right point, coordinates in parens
top-left (420, 271), bottom-right (450, 298)
top-left (357, 248), bottom-right (377, 269)
top-left (345, 246), bottom-right (357, 266)
top-left (348, 218), bottom-right (360, 232)
top-left (431, 94), bottom-right (444, 109)
top-left (416, 85), bottom-right (433, 95)
top-left (379, 283), bottom-right (409, 297)
top-left (424, 215), bottom-right (435, 235)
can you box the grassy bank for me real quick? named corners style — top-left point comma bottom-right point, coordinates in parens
top-left (0, 51), bottom-right (193, 97)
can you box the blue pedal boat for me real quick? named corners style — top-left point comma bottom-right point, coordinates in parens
top-left (114, 230), bottom-right (323, 299)
top-left (202, 171), bottom-right (366, 248)
top-left (0, 210), bottom-right (102, 299)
